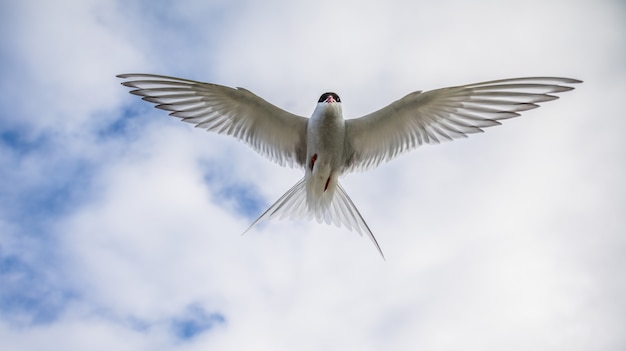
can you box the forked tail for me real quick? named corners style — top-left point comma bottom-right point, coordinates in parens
top-left (244, 178), bottom-right (385, 259)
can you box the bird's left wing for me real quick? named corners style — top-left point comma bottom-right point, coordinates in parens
top-left (344, 77), bottom-right (581, 172)
top-left (118, 74), bottom-right (309, 168)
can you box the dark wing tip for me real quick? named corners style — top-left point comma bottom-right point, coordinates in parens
top-left (117, 73), bottom-right (148, 79)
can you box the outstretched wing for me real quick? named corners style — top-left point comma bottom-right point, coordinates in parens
top-left (118, 74), bottom-right (309, 168)
top-left (344, 77), bottom-right (581, 172)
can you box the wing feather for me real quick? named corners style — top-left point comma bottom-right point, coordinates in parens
top-left (344, 77), bottom-right (581, 172)
top-left (118, 74), bottom-right (309, 168)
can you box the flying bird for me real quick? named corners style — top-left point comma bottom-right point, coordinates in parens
top-left (117, 74), bottom-right (581, 258)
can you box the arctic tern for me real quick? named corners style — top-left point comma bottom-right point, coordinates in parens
top-left (117, 74), bottom-right (581, 258)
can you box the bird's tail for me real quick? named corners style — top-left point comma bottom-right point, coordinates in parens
top-left (244, 178), bottom-right (385, 259)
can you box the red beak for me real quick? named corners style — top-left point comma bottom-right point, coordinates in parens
top-left (325, 95), bottom-right (335, 103)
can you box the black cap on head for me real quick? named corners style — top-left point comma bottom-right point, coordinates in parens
top-left (318, 92), bottom-right (341, 103)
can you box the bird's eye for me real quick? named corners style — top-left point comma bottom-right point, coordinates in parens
top-left (332, 93), bottom-right (341, 103)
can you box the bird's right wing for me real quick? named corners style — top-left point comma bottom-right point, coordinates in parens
top-left (118, 74), bottom-right (309, 168)
top-left (344, 77), bottom-right (581, 172)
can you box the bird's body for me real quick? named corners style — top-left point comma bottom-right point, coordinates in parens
top-left (306, 94), bottom-right (344, 217)
top-left (118, 74), bottom-right (581, 258)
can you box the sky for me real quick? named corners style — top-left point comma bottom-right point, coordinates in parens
top-left (0, 0), bottom-right (624, 350)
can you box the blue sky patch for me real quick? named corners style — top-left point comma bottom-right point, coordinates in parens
top-left (202, 163), bottom-right (267, 219)
top-left (0, 153), bottom-right (94, 230)
top-left (170, 304), bottom-right (225, 341)
top-left (0, 128), bottom-right (50, 155)
top-left (215, 182), bottom-right (266, 219)
top-left (0, 253), bottom-right (75, 326)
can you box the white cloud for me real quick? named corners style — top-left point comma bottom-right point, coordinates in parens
top-left (1, 0), bottom-right (624, 350)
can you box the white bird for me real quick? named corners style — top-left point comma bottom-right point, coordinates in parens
top-left (117, 74), bottom-right (581, 258)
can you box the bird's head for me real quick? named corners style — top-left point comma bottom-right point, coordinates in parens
top-left (313, 92), bottom-right (343, 119)
top-left (318, 92), bottom-right (341, 104)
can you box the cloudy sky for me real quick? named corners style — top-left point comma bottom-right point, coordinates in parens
top-left (1, 0), bottom-right (624, 350)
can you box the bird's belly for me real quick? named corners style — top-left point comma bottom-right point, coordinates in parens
top-left (304, 158), bottom-right (339, 218)
top-left (304, 145), bottom-right (341, 213)
top-left (305, 140), bottom-right (342, 197)
top-left (306, 158), bottom-right (335, 192)
top-left (304, 110), bottom-right (345, 212)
